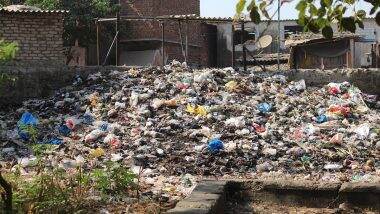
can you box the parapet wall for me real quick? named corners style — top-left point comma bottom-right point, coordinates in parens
top-left (0, 64), bottom-right (130, 106)
top-left (288, 68), bottom-right (380, 95)
top-left (0, 65), bottom-right (379, 106)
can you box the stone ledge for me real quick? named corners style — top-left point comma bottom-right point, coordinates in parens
top-left (339, 182), bottom-right (380, 194)
top-left (166, 180), bottom-right (226, 214)
top-left (165, 179), bottom-right (380, 214)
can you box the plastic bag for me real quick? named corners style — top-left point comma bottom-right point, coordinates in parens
top-left (82, 111), bottom-right (94, 125)
top-left (327, 105), bottom-right (350, 117)
top-left (258, 103), bottom-right (272, 113)
top-left (90, 148), bottom-right (105, 158)
top-left (208, 139), bottom-right (224, 153)
top-left (316, 115), bottom-right (328, 124)
top-left (18, 112), bottom-right (38, 126)
top-left (330, 133), bottom-right (343, 144)
top-left (186, 104), bottom-right (207, 116)
top-left (17, 112), bottom-right (38, 141)
top-left (327, 82), bottom-right (350, 95)
top-left (45, 138), bottom-right (63, 145)
top-left (104, 134), bottom-right (120, 149)
top-left (225, 116), bottom-right (245, 128)
top-left (355, 123), bottom-right (370, 140)
top-left (85, 129), bottom-right (105, 143)
top-left (225, 81), bottom-right (239, 92)
top-left (58, 124), bottom-right (71, 136)
top-left (66, 117), bottom-right (81, 130)
top-left (252, 123), bottom-right (266, 133)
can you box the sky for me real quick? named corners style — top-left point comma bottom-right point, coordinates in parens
top-left (200, 0), bottom-right (374, 19)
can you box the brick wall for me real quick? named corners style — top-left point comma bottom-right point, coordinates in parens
top-left (0, 12), bottom-right (65, 62)
top-left (119, 0), bottom-right (209, 66)
top-left (121, 0), bottom-right (200, 17)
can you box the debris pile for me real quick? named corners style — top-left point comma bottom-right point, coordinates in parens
top-left (1, 62), bottom-right (380, 199)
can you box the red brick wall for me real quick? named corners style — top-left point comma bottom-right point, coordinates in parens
top-left (0, 12), bottom-right (65, 62)
top-left (121, 0), bottom-right (200, 17)
top-left (119, 0), bottom-right (210, 66)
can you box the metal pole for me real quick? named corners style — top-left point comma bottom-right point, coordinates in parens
top-left (96, 19), bottom-right (100, 66)
top-left (103, 31), bottom-right (119, 66)
top-left (178, 21), bottom-right (186, 61)
top-left (185, 20), bottom-right (189, 64)
top-left (161, 21), bottom-right (165, 66)
top-left (277, 0), bottom-right (281, 71)
top-left (115, 7), bottom-right (120, 66)
top-left (241, 21), bottom-right (247, 72)
top-left (232, 23), bottom-right (235, 68)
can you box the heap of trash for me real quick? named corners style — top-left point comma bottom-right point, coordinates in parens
top-left (1, 62), bottom-right (380, 200)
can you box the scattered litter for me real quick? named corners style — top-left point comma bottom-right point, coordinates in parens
top-left (208, 139), bottom-right (224, 153)
top-left (0, 62), bottom-right (379, 206)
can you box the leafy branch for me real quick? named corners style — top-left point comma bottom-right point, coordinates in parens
top-left (0, 39), bottom-right (18, 63)
top-left (236, 0), bottom-right (380, 39)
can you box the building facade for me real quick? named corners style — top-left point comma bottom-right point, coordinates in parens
top-left (215, 18), bottom-right (380, 68)
top-left (117, 0), bottom-right (214, 67)
top-left (0, 6), bottom-right (66, 63)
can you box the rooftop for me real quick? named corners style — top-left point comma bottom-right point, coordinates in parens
top-left (0, 4), bottom-right (68, 14)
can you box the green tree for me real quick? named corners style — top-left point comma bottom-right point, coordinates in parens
top-left (0, 0), bottom-right (11, 7)
top-left (236, 0), bottom-right (380, 39)
top-left (24, 0), bottom-right (59, 10)
top-left (0, 39), bottom-right (18, 212)
top-left (0, 39), bottom-right (18, 87)
top-left (0, 39), bottom-right (19, 62)
top-left (59, 0), bottom-right (120, 47)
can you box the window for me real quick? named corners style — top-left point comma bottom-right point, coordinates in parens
top-left (284, 25), bottom-right (304, 39)
top-left (234, 30), bottom-right (256, 45)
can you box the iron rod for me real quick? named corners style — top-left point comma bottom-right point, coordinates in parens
top-left (241, 21), bottom-right (247, 72)
top-left (103, 31), bottom-right (119, 66)
top-left (185, 20), bottom-right (189, 64)
top-left (96, 19), bottom-right (100, 66)
top-left (232, 24), bottom-right (235, 68)
top-left (277, 0), bottom-right (281, 71)
top-left (161, 21), bottom-right (165, 66)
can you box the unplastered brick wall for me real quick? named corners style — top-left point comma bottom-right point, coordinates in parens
top-left (121, 0), bottom-right (200, 43)
top-left (121, 0), bottom-right (200, 17)
top-left (119, 0), bottom-right (208, 66)
top-left (0, 12), bottom-right (65, 62)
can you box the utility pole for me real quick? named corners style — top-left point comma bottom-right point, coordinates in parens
top-left (277, 0), bottom-right (281, 71)
top-left (115, 0), bottom-right (120, 66)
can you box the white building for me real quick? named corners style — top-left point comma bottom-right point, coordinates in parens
top-left (214, 18), bottom-right (379, 68)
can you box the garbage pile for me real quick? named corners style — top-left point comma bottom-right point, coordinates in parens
top-left (1, 62), bottom-right (380, 196)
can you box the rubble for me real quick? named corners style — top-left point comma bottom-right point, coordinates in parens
top-left (0, 62), bottom-right (379, 202)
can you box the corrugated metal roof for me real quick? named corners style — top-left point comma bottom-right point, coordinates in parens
top-left (0, 5), bottom-right (68, 14)
top-left (285, 33), bottom-right (360, 47)
top-left (97, 14), bottom-right (235, 23)
top-left (162, 14), bottom-right (233, 21)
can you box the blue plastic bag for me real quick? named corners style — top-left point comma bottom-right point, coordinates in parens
top-left (99, 123), bottom-right (108, 132)
top-left (316, 115), bottom-right (328, 124)
top-left (82, 113), bottom-right (94, 125)
top-left (258, 103), bottom-right (272, 113)
top-left (208, 139), bottom-right (224, 153)
top-left (45, 138), bottom-right (63, 145)
top-left (17, 112), bottom-right (38, 141)
top-left (58, 124), bottom-right (71, 136)
top-left (18, 112), bottom-right (38, 126)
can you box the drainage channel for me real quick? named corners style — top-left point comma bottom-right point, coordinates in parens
top-left (167, 180), bottom-right (380, 214)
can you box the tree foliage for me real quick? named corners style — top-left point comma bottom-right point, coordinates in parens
top-left (0, 39), bottom-right (18, 63)
top-left (236, 0), bottom-right (380, 39)
top-left (0, 0), bottom-right (11, 7)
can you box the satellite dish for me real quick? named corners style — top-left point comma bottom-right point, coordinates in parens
top-left (255, 35), bottom-right (273, 49)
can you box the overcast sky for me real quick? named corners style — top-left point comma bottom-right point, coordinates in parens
top-left (200, 0), bottom-right (374, 19)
